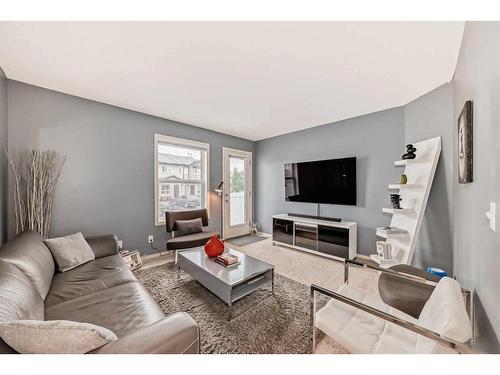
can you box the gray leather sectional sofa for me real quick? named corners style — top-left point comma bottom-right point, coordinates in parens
top-left (0, 230), bottom-right (199, 354)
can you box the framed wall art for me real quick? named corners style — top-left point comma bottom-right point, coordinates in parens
top-left (458, 100), bottom-right (473, 183)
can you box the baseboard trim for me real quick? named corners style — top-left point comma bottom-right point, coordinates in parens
top-left (141, 251), bottom-right (171, 260)
top-left (141, 233), bottom-right (271, 260)
top-left (257, 232), bottom-right (272, 238)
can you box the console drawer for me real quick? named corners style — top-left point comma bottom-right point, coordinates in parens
top-left (272, 218), bottom-right (293, 245)
top-left (317, 225), bottom-right (349, 258)
top-left (294, 223), bottom-right (317, 250)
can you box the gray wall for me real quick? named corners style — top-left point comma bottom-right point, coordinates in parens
top-left (0, 67), bottom-right (7, 245)
top-left (255, 108), bottom-right (404, 255)
top-left (404, 83), bottom-right (454, 274)
top-left (7, 80), bottom-right (255, 255)
top-left (452, 22), bottom-right (500, 353)
top-left (255, 84), bottom-right (456, 269)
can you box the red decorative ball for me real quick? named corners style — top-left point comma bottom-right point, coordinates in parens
top-left (204, 235), bottom-right (224, 257)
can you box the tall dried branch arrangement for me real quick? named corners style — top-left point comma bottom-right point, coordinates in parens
top-left (6, 148), bottom-right (66, 238)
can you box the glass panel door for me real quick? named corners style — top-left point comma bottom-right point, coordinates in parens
top-left (222, 148), bottom-right (252, 239)
top-left (229, 157), bottom-right (246, 226)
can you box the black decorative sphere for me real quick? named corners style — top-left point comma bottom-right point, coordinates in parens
top-left (402, 153), bottom-right (416, 160)
top-left (402, 143), bottom-right (417, 160)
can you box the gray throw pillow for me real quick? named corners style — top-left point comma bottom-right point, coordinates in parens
top-left (175, 218), bottom-right (203, 236)
top-left (44, 232), bottom-right (95, 272)
top-left (0, 320), bottom-right (118, 354)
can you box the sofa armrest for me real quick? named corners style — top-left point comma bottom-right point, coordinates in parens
top-left (90, 312), bottom-right (199, 354)
top-left (85, 234), bottom-right (120, 259)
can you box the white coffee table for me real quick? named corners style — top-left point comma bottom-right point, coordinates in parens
top-left (177, 246), bottom-right (274, 319)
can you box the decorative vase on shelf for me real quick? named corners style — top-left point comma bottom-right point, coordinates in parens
top-left (402, 144), bottom-right (417, 160)
top-left (400, 174), bottom-right (408, 184)
top-left (204, 235), bottom-right (225, 257)
top-left (390, 194), bottom-right (402, 209)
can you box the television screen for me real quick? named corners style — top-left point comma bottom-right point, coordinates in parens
top-left (284, 157), bottom-right (356, 205)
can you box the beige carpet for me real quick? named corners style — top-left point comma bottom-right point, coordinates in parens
top-left (136, 264), bottom-right (316, 354)
top-left (224, 238), bottom-right (379, 353)
top-left (228, 238), bottom-right (378, 292)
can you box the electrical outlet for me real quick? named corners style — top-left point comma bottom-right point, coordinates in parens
top-left (148, 235), bottom-right (154, 244)
top-left (117, 240), bottom-right (123, 249)
top-left (486, 202), bottom-right (496, 231)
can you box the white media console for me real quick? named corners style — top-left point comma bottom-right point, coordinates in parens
top-left (272, 214), bottom-right (357, 261)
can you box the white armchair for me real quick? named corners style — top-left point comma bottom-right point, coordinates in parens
top-left (311, 261), bottom-right (474, 354)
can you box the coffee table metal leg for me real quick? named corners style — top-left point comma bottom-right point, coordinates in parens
top-left (227, 301), bottom-right (232, 321)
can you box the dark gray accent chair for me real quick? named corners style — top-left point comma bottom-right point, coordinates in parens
top-left (165, 209), bottom-right (219, 253)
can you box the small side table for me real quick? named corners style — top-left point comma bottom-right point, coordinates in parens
top-left (120, 250), bottom-right (143, 270)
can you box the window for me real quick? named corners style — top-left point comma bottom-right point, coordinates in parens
top-left (154, 134), bottom-right (209, 225)
top-left (160, 183), bottom-right (171, 197)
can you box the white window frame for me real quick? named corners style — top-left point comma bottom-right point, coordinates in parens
top-left (154, 134), bottom-right (210, 226)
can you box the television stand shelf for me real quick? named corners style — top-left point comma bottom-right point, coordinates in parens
top-left (382, 208), bottom-right (414, 214)
top-left (272, 214), bottom-right (357, 261)
top-left (387, 183), bottom-right (420, 190)
top-left (376, 227), bottom-right (408, 239)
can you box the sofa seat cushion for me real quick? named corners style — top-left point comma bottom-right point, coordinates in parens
top-left (315, 284), bottom-right (418, 354)
top-left (45, 281), bottom-right (164, 338)
top-left (166, 231), bottom-right (219, 250)
top-left (45, 255), bottom-right (136, 307)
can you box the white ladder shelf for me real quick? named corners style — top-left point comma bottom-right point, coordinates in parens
top-left (373, 136), bottom-right (442, 267)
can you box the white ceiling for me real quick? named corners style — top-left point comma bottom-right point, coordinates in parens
top-left (0, 22), bottom-right (464, 141)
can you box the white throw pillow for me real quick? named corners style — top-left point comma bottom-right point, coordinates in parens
top-left (44, 232), bottom-right (95, 272)
top-left (0, 320), bottom-right (118, 354)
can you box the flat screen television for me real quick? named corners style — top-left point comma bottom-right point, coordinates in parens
top-left (284, 157), bottom-right (356, 205)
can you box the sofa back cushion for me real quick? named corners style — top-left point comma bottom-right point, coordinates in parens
top-left (416, 277), bottom-right (471, 353)
top-left (165, 209), bottom-right (208, 232)
top-left (0, 231), bottom-right (55, 300)
top-left (44, 232), bottom-right (95, 272)
top-left (0, 260), bottom-right (44, 323)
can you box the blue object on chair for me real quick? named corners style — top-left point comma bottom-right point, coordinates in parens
top-left (427, 267), bottom-right (447, 278)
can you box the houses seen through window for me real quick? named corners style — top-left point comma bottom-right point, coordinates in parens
top-left (155, 135), bottom-right (209, 225)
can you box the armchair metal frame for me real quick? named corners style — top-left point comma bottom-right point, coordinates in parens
top-left (310, 259), bottom-right (476, 354)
